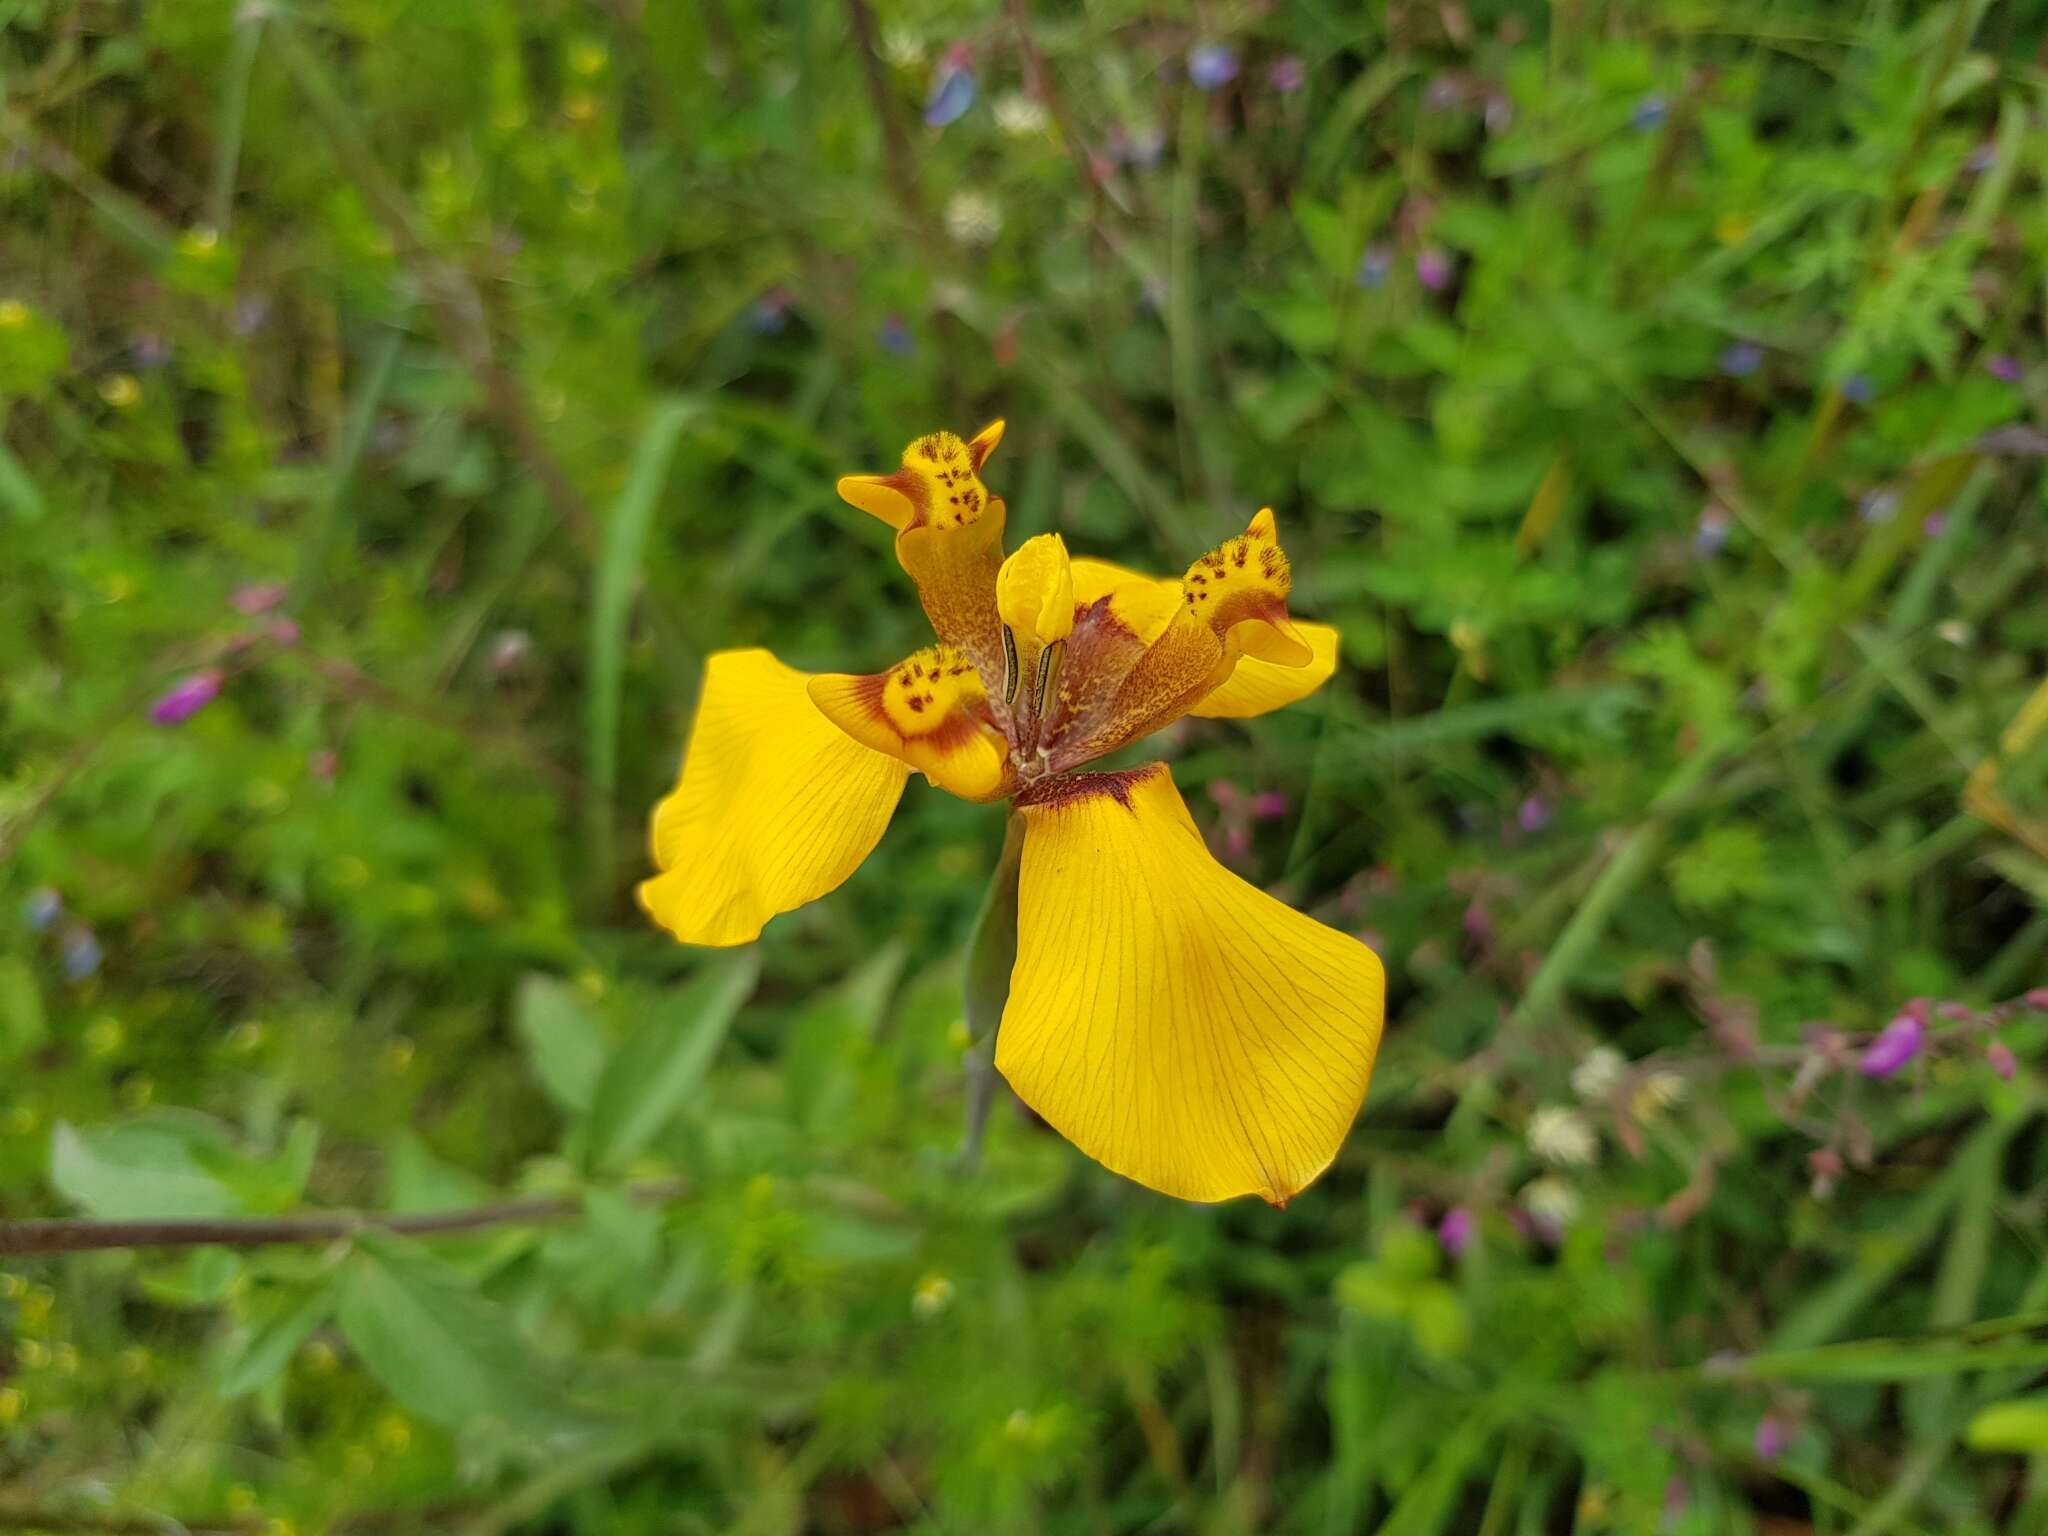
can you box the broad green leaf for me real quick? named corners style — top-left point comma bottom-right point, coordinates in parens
top-left (515, 974), bottom-right (608, 1114)
top-left (336, 1232), bottom-right (556, 1429)
top-left (0, 955), bottom-right (47, 1062)
top-left (216, 1289), bottom-right (333, 1400)
top-left (588, 951), bottom-right (759, 1171)
top-left (51, 1117), bottom-right (242, 1220)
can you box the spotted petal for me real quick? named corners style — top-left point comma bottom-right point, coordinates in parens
top-left (639, 649), bottom-right (909, 947)
top-left (837, 423), bottom-right (1010, 694)
top-left (807, 644), bottom-right (1012, 802)
top-left (996, 763), bottom-right (1385, 1204)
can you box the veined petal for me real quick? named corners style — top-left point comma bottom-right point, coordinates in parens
top-left (807, 644), bottom-right (1011, 802)
top-left (996, 763), bottom-right (1385, 1205)
top-left (1190, 621), bottom-right (1341, 719)
top-left (837, 424), bottom-right (1011, 695)
top-left (639, 649), bottom-right (909, 947)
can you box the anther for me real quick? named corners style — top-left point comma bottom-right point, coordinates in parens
top-left (1001, 626), bottom-right (1021, 706)
top-left (1034, 639), bottom-right (1065, 720)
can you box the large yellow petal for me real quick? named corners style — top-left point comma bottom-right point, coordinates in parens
top-left (1190, 621), bottom-right (1341, 719)
top-left (639, 649), bottom-right (909, 947)
top-left (996, 763), bottom-right (1385, 1205)
top-left (806, 644), bottom-right (1012, 802)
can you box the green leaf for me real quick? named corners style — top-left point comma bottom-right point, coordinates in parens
top-left (963, 817), bottom-right (1022, 1044)
top-left (515, 974), bottom-right (608, 1114)
top-left (584, 395), bottom-right (702, 886)
top-left (0, 955), bottom-right (48, 1063)
top-left (50, 1117), bottom-right (242, 1220)
top-left (588, 951), bottom-right (759, 1171)
top-left (336, 1232), bottom-right (557, 1429)
top-left (216, 1289), bottom-right (333, 1400)
top-left (1965, 1397), bottom-right (2048, 1453)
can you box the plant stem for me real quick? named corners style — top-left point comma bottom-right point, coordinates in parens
top-left (0, 1180), bottom-right (687, 1258)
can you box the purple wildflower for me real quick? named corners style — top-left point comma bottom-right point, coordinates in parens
top-left (1222, 824), bottom-right (1251, 862)
top-left (61, 927), bottom-right (103, 982)
top-left (878, 314), bottom-right (914, 356)
top-left (1462, 899), bottom-right (1494, 947)
top-left (1268, 55), bottom-right (1306, 93)
top-left (1437, 1206), bottom-right (1474, 1257)
top-left (1753, 1414), bottom-right (1788, 1462)
top-left (1355, 245), bottom-right (1392, 290)
top-left (1517, 795), bottom-right (1552, 833)
top-left (23, 887), bottom-right (61, 933)
top-left (1631, 94), bottom-right (1668, 132)
top-left (1719, 341), bottom-right (1763, 377)
top-left (1187, 44), bottom-right (1239, 92)
top-left (1415, 246), bottom-right (1453, 292)
top-left (1250, 791), bottom-right (1289, 821)
top-left (132, 334), bottom-right (173, 371)
top-left (1988, 1040), bottom-right (2018, 1081)
top-left (1207, 779), bottom-right (1243, 810)
top-left (309, 749), bottom-right (338, 782)
top-left (924, 65), bottom-right (977, 128)
top-left (1860, 1013), bottom-right (1925, 1078)
top-left (266, 617), bottom-right (300, 646)
top-left (231, 581), bottom-right (287, 616)
top-left (1984, 354), bottom-right (2023, 384)
top-left (149, 669), bottom-right (223, 727)
top-left (2026, 987), bottom-right (2048, 1012)
top-left (1842, 372), bottom-right (1874, 404)
top-left (1922, 512), bottom-right (1948, 538)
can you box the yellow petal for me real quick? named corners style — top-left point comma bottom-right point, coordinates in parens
top-left (996, 763), bottom-right (1385, 1205)
top-left (1069, 557), bottom-right (1181, 647)
top-left (638, 649), bottom-right (909, 947)
top-left (997, 533), bottom-right (1075, 645)
top-left (807, 645), bottom-right (1011, 802)
top-left (1191, 621), bottom-right (1341, 719)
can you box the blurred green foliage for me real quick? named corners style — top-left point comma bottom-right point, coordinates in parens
top-left (3, 1), bottom-right (2047, 1532)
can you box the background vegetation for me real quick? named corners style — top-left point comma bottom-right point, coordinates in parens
top-left (4, 0), bottom-right (2048, 1531)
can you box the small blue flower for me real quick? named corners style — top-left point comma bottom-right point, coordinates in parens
top-left (748, 289), bottom-right (793, 335)
top-left (1694, 505), bottom-right (1731, 557)
top-left (1842, 372), bottom-right (1874, 404)
top-left (1187, 43), bottom-right (1239, 92)
top-left (23, 887), bottom-right (61, 933)
top-left (878, 315), bottom-right (914, 356)
top-left (1631, 94), bottom-right (1668, 132)
top-left (1718, 341), bottom-right (1763, 378)
top-left (924, 66), bottom-right (977, 128)
top-left (62, 928), bottom-right (103, 982)
top-left (1355, 246), bottom-right (1392, 290)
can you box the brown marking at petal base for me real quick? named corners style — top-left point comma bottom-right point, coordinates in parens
top-left (1014, 762), bottom-right (1164, 812)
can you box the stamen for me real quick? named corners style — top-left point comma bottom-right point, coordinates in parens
top-left (1001, 625), bottom-right (1021, 706)
top-left (1035, 639), bottom-right (1065, 720)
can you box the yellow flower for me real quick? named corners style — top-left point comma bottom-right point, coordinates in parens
top-left (639, 421), bottom-right (1382, 1206)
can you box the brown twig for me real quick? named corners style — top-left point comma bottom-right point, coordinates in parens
top-left (0, 1180), bottom-right (687, 1257)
